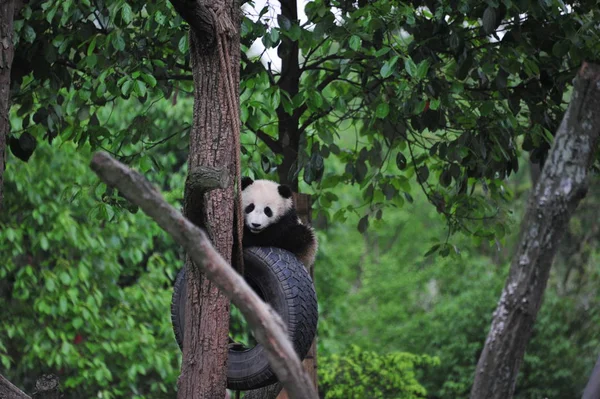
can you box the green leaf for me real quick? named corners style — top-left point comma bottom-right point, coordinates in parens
top-left (277, 14), bottom-right (292, 30)
top-left (396, 152), bottom-right (407, 170)
top-left (112, 32), bottom-right (125, 52)
top-left (357, 215), bottom-right (369, 233)
top-left (121, 80), bottom-right (133, 96)
top-left (309, 91), bottom-right (323, 108)
top-left (73, 318), bottom-right (84, 329)
top-left (134, 80), bottom-right (147, 97)
top-left (59, 271), bottom-right (71, 285)
top-left (270, 28), bottom-right (280, 44)
top-left (40, 236), bottom-right (49, 251)
top-left (349, 35), bottom-right (362, 51)
top-left (483, 7), bottom-right (497, 35)
top-left (424, 244), bottom-right (440, 257)
top-left (404, 58), bottom-right (418, 77)
top-left (380, 56), bottom-right (399, 78)
top-left (59, 296), bottom-right (68, 313)
top-left (287, 25), bottom-right (301, 41)
top-left (23, 25), bottom-right (36, 43)
top-left (121, 3), bottom-right (133, 24)
top-left (416, 60), bottom-right (429, 79)
top-left (141, 73), bottom-right (157, 88)
top-left (375, 47), bottom-right (391, 57)
top-left (45, 278), bottom-right (55, 292)
top-left (417, 165), bottom-right (429, 183)
top-left (376, 103), bottom-right (390, 119)
top-left (87, 36), bottom-right (97, 56)
top-left (178, 34), bottom-right (189, 54)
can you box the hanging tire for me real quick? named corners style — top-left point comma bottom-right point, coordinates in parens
top-left (171, 246), bottom-right (318, 391)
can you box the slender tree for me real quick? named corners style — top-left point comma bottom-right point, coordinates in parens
top-left (470, 62), bottom-right (600, 399)
top-left (0, 0), bottom-right (20, 211)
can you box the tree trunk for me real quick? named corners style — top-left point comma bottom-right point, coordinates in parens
top-left (0, 0), bottom-right (17, 211)
top-left (470, 62), bottom-right (600, 399)
top-left (582, 354), bottom-right (600, 399)
top-left (275, 0), bottom-right (301, 191)
top-left (171, 0), bottom-right (240, 396)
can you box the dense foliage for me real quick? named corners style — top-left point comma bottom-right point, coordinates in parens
top-left (318, 345), bottom-right (439, 399)
top-left (9, 0), bottom-right (600, 253)
top-left (0, 139), bottom-right (182, 397)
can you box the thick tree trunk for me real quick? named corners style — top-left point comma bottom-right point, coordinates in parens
top-left (0, 0), bottom-right (17, 211)
top-left (470, 63), bottom-right (600, 399)
top-left (169, 0), bottom-right (241, 396)
top-left (177, 25), bottom-right (239, 398)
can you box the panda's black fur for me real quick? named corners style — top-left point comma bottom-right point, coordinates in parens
top-left (240, 177), bottom-right (318, 268)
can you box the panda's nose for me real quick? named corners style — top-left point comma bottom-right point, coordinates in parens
top-left (252, 223), bottom-right (261, 228)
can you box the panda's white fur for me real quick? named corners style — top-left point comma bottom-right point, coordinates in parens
top-left (241, 177), bottom-right (318, 269)
top-left (242, 179), bottom-right (292, 234)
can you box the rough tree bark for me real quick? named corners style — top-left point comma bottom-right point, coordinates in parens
top-left (90, 152), bottom-right (318, 399)
top-left (275, 0), bottom-right (301, 191)
top-left (0, 374), bottom-right (60, 399)
top-left (166, 0), bottom-right (240, 397)
top-left (470, 62), bottom-right (600, 399)
top-left (0, 374), bottom-right (31, 399)
top-left (0, 0), bottom-right (18, 211)
top-left (582, 354), bottom-right (600, 399)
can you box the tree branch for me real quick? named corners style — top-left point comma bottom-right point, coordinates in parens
top-left (89, 152), bottom-right (318, 399)
top-left (168, 0), bottom-right (216, 49)
top-left (293, 71), bottom-right (340, 123)
top-left (0, 374), bottom-right (31, 399)
top-left (249, 127), bottom-right (283, 154)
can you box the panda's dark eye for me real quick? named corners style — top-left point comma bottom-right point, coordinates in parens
top-left (264, 207), bottom-right (273, 217)
top-left (245, 204), bottom-right (255, 214)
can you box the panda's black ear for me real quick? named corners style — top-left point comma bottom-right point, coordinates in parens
top-left (278, 184), bottom-right (293, 199)
top-left (241, 177), bottom-right (254, 190)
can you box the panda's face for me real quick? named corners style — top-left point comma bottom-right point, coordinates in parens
top-left (241, 178), bottom-right (293, 234)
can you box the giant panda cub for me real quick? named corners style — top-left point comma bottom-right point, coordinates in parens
top-left (240, 177), bottom-right (318, 268)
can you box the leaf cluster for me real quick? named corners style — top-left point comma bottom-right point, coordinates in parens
top-left (319, 345), bottom-right (439, 399)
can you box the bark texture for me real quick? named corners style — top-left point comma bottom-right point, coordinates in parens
top-left (275, 0), bottom-right (301, 190)
top-left (470, 62), bottom-right (600, 399)
top-left (90, 151), bottom-right (318, 399)
top-left (0, 374), bottom-right (60, 399)
top-left (167, 0), bottom-right (241, 396)
top-left (0, 374), bottom-right (31, 399)
top-left (0, 0), bottom-right (17, 211)
top-left (583, 355), bottom-right (600, 399)
top-left (179, 28), bottom-right (238, 399)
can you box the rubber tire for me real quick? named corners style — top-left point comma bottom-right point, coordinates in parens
top-left (171, 246), bottom-right (318, 391)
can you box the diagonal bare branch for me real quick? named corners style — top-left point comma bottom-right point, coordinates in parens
top-left (90, 151), bottom-right (318, 399)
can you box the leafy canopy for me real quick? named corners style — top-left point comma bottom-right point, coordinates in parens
top-left (10, 0), bottom-right (600, 253)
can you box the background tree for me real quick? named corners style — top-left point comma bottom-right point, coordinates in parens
top-left (470, 63), bottom-right (600, 399)
top-left (0, 0), bottom-right (21, 210)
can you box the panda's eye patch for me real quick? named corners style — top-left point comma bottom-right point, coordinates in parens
top-left (245, 204), bottom-right (255, 214)
top-left (264, 207), bottom-right (273, 217)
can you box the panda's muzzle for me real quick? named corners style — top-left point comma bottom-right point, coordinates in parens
top-left (249, 223), bottom-right (263, 234)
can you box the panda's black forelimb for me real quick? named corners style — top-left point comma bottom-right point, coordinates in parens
top-left (241, 209), bottom-right (313, 258)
